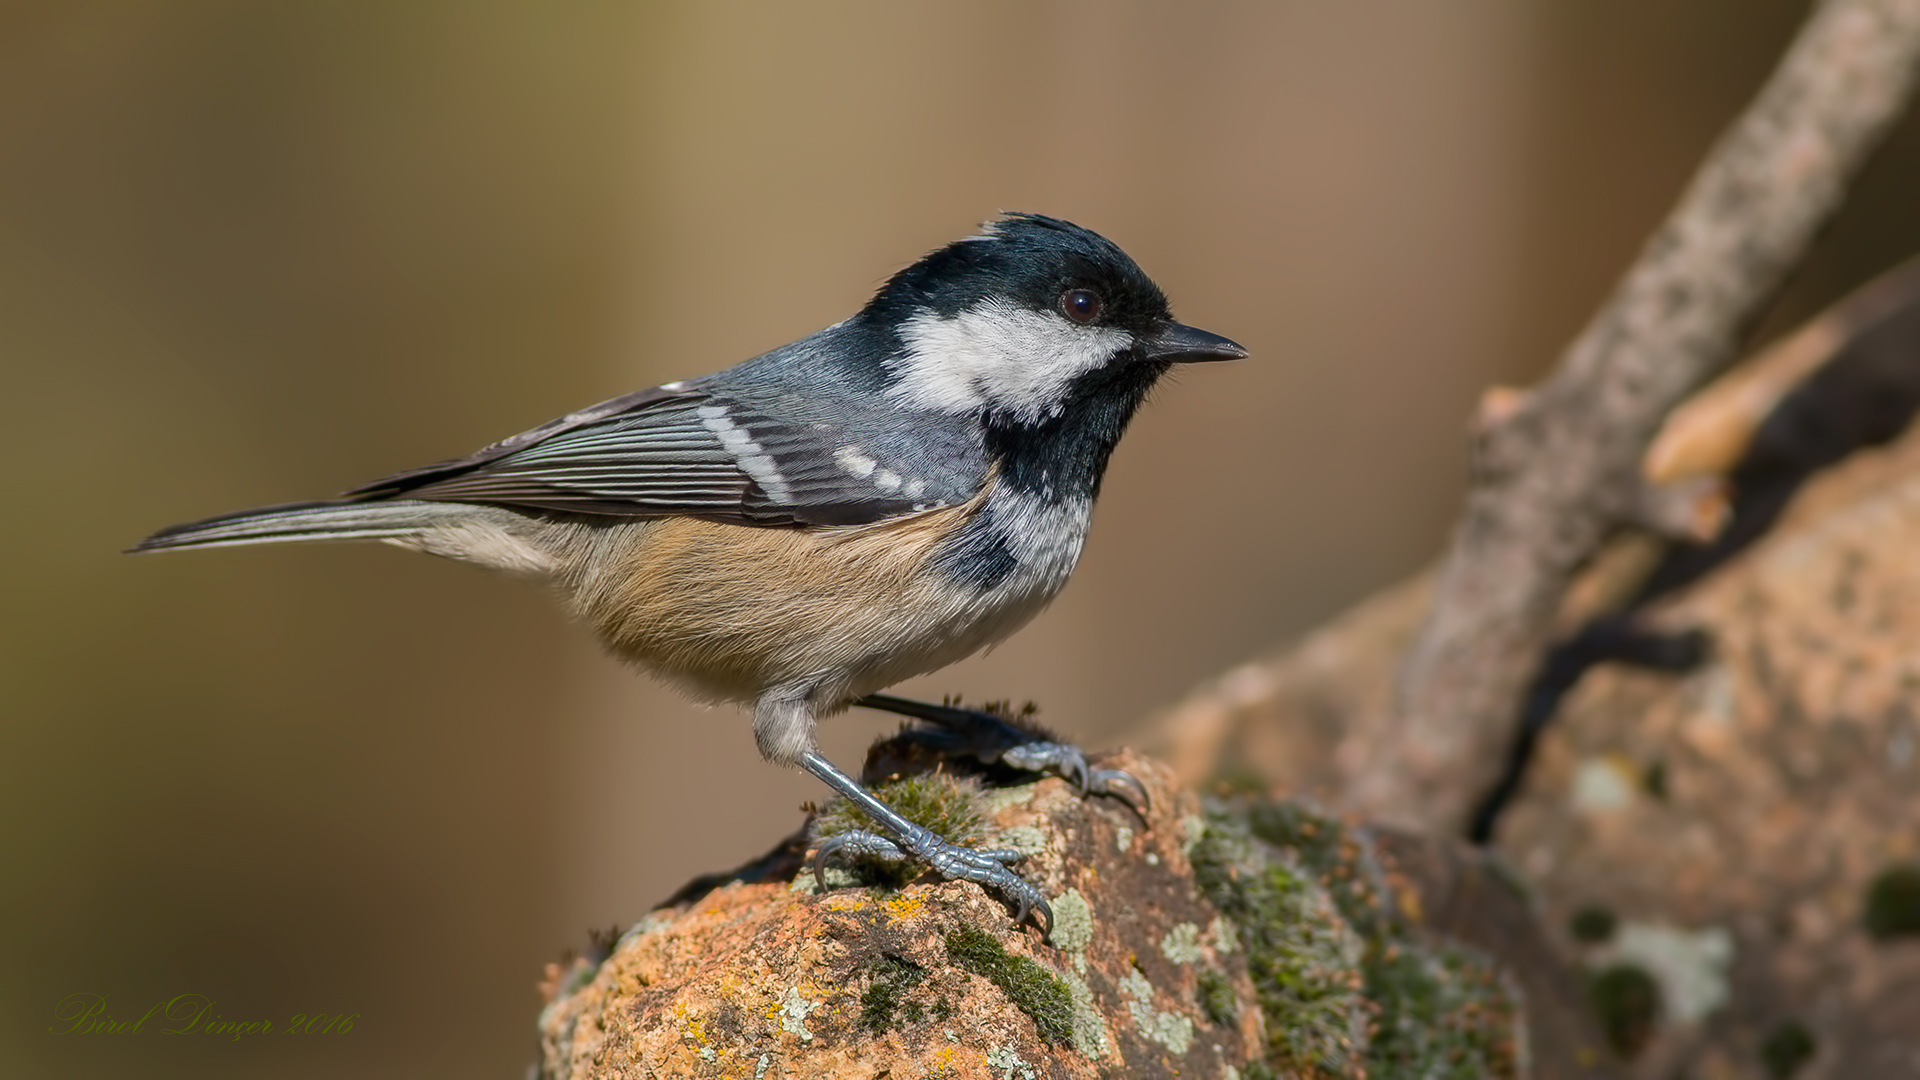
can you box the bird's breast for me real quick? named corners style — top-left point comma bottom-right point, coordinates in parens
top-left (560, 480), bottom-right (1090, 708)
top-left (926, 484), bottom-right (1093, 601)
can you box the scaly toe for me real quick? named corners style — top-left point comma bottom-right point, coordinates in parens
top-left (1001, 741), bottom-right (1091, 792)
top-left (811, 829), bottom-right (908, 891)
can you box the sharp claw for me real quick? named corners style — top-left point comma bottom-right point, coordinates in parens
top-left (1094, 768), bottom-right (1153, 819)
top-left (812, 834), bottom-right (863, 892)
top-left (1009, 889), bottom-right (1054, 936)
top-left (811, 839), bottom-right (837, 893)
top-left (812, 830), bottom-right (913, 893)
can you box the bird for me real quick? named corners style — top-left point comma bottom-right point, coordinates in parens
top-left (133, 212), bottom-right (1246, 934)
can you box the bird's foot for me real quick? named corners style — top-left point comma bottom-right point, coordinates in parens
top-left (800, 750), bottom-right (1053, 934)
top-left (855, 694), bottom-right (1150, 819)
top-left (1000, 739), bottom-right (1151, 814)
top-left (812, 826), bottom-right (1051, 935)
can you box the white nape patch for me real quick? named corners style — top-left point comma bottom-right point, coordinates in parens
top-left (872, 468), bottom-right (902, 493)
top-left (834, 446), bottom-right (877, 479)
top-left (890, 299), bottom-right (1134, 423)
top-left (958, 219), bottom-right (1003, 243)
top-left (696, 404), bottom-right (792, 502)
top-left (904, 478), bottom-right (927, 500)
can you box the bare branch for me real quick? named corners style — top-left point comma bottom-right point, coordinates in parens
top-left (1359, 0), bottom-right (1920, 831)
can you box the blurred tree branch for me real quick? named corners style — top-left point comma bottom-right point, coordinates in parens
top-left (1360, 0), bottom-right (1920, 831)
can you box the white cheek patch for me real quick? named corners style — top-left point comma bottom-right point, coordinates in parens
top-left (889, 300), bottom-right (1134, 423)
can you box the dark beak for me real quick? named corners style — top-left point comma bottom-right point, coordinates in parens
top-left (1138, 320), bottom-right (1249, 363)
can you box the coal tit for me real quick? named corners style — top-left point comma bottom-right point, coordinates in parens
top-left (135, 213), bottom-right (1247, 933)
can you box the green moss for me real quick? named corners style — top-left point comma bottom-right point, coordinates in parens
top-left (1759, 1019), bottom-right (1816, 1079)
top-left (1643, 759), bottom-right (1669, 800)
top-left (1863, 862), bottom-right (1920, 940)
top-left (1191, 811), bottom-right (1366, 1074)
top-left (1589, 963), bottom-right (1659, 1059)
top-left (944, 922), bottom-right (1074, 1044)
top-left (1195, 801), bottom-right (1522, 1078)
top-left (1197, 969), bottom-right (1239, 1027)
top-left (857, 953), bottom-right (928, 1035)
top-left (1208, 766), bottom-right (1270, 796)
top-left (813, 773), bottom-right (987, 887)
top-left (1244, 801), bottom-right (1387, 937)
top-left (1569, 906), bottom-right (1618, 944)
top-left (1363, 941), bottom-right (1518, 1076)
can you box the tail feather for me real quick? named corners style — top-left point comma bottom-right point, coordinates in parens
top-left (131, 499), bottom-right (479, 553)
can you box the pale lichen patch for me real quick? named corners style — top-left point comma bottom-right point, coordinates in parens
top-left (981, 784), bottom-right (1041, 815)
top-left (987, 1042), bottom-right (1038, 1080)
top-left (996, 825), bottom-right (1049, 857)
top-left (618, 910), bottom-right (675, 950)
top-left (1121, 968), bottom-right (1195, 1055)
top-left (1599, 921), bottom-right (1735, 1024)
top-left (1181, 814), bottom-right (1208, 856)
top-left (1062, 970), bottom-right (1112, 1060)
top-left (1160, 921), bottom-right (1205, 964)
top-left (1209, 915), bottom-right (1239, 955)
top-left (1571, 755), bottom-right (1639, 815)
top-left (1049, 888), bottom-right (1095, 954)
top-left (779, 987), bottom-right (814, 1041)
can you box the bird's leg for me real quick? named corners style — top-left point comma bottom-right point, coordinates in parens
top-left (799, 750), bottom-right (1051, 935)
top-left (854, 693), bottom-right (1149, 817)
top-left (755, 689), bottom-right (1051, 933)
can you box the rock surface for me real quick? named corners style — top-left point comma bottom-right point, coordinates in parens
top-left (1135, 304), bottom-right (1920, 1078)
top-left (533, 748), bottom-right (1582, 1078)
top-left (1498, 427), bottom-right (1920, 1079)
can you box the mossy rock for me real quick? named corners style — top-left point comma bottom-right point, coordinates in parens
top-left (1863, 862), bottom-right (1920, 941)
top-left (1193, 797), bottom-right (1524, 1078)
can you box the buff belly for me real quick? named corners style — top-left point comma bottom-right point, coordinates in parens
top-left (555, 499), bottom-right (1058, 711)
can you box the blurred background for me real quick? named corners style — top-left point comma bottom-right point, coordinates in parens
top-left (5, 2), bottom-right (1919, 1077)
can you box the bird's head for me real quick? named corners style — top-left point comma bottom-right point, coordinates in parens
top-left (862, 213), bottom-right (1246, 427)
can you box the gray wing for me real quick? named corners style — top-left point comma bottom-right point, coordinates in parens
top-left (344, 382), bottom-right (986, 527)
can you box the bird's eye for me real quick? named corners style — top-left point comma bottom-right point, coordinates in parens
top-left (1061, 288), bottom-right (1102, 324)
